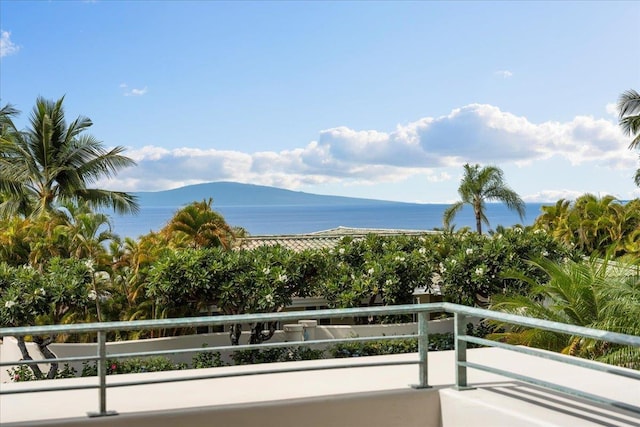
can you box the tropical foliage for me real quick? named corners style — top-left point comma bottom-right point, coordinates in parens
top-left (0, 258), bottom-right (95, 378)
top-left (0, 97), bottom-right (138, 218)
top-left (160, 198), bottom-right (236, 249)
top-left (489, 256), bottom-right (640, 368)
top-left (444, 163), bottom-right (525, 234)
top-left (146, 245), bottom-right (325, 344)
top-left (533, 195), bottom-right (640, 256)
top-left (618, 89), bottom-right (640, 185)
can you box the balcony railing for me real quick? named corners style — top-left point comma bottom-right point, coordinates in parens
top-left (1, 302), bottom-right (639, 418)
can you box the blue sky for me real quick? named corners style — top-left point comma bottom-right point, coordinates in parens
top-left (1, 1), bottom-right (639, 203)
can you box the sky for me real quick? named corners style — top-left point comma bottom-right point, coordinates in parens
top-left (1, 1), bottom-right (639, 204)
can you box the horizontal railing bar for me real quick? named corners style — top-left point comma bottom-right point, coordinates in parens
top-left (103, 334), bottom-right (419, 361)
top-left (460, 361), bottom-right (640, 414)
top-left (0, 383), bottom-right (98, 395)
top-left (460, 335), bottom-right (640, 381)
top-left (0, 355), bottom-right (100, 368)
top-left (0, 303), bottom-right (444, 337)
top-left (443, 303), bottom-right (640, 347)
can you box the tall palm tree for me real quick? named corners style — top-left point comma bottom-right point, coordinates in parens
top-left (619, 89), bottom-right (640, 150)
top-left (618, 89), bottom-right (640, 185)
top-left (443, 163), bottom-right (525, 234)
top-left (0, 97), bottom-right (139, 218)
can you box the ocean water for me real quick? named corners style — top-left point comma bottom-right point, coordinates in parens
top-left (107, 203), bottom-right (547, 239)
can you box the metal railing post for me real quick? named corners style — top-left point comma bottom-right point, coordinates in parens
top-left (88, 330), bottom-right (117, 417)
top-left (412, 311), bottom-right (431, 389)
top-left (454, 312), bottom-right (472, 390)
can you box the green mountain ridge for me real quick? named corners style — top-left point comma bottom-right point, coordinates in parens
top-left (134, 181), bottom-right (412, 207)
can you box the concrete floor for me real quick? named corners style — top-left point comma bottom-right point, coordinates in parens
top-left (1, 348), bottom-right (639, 426)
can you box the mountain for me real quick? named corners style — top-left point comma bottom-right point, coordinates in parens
top-left (134, 181), bottom-right (411, 207)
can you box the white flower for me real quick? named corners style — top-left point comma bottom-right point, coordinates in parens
top-left (465, 248), bottom-right (473, 255)
top-left (533, 229), bottom-right (542, 234)
top-left (84, 259), bottom-right (95, 272)
top-left (95, 271), bottom-right (110, 281)
top-left (329, 249), bottom-right (334, 255)
top-left (88, 290), bottom-right (97, 301)
top-left (277, 273), bottom-right (288, 282)
top-left (541, 250), bottom-right (549, 257)
top-left (496, 234), bottom-right (502, 239)
top-left (367, 268), bottom-right (375, 275)
top-left (262, 267), bottom-right (270, 275)
top-left (514, 227), bottom-right (523, 234)
top-left (418, 247), bottom-right (426, 255)
top-left (475, 267), bottom-right (484, 276)
top-left (451, 259), bottom-right (457, 265)
top-left (394, 256), bottom-right (405, 262)
top-left (4, 300), bottom-right (16, 309)
top-left (265, 294), bottom-right (274, 304)
top-left (419, 237), bottom-right (426, 242)
top-left (338, 248), bottom-right (345, 255)
top-left (439, 262), bottom-right (446, 273)
top-left (385, 279), bottom-right (393, 286)
top-left (37, 288), bottom-right (46, 296)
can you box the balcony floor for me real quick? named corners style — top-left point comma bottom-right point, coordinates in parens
top-left (1, 347), bottom-right (639, 426)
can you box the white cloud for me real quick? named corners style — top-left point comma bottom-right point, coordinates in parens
top-left (523, 190), bottom-right (587, 203)
top-left (120, 83), bottom-right (148, 96)
top-left (605, 102), bottom-right (618, 117)
top-left (0, 31), bottom-right (20, 57)
top-left (97, 103), bottom-right (636, 202)
top-left (494, 70), bottom-right (513, 78)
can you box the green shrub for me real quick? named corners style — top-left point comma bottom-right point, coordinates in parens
top-left (192, 346), bottom-right (225, 369)
top-left (8, 363), bottom-right (77, 382)
top-left (81, 356), bottom-right (184, 376)
top-left (231, 346), bottom-right (324, 365)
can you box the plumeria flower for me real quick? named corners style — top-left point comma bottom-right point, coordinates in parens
top-left (88, 290), bottom-right (97, 301)
top-left (262, 267), bottom-right (270, 274)
top-left (265, 294), bottom-right (274, 304)
top-left (277, 274), bottom-right (288, 282)
top-left (338, 248), bottom-right (345, 255)
top-left (475, 267), bottom-right (484, 275)
top-left (367, 268), bottom-right (375, 275)
top-left (465, 248), bottom-right (473, 255)
top-left (418, 247), bottom-right (427, 254)
top-left (4, 300), bottom-right (16, 309)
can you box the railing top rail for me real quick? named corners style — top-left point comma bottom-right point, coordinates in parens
top-left (1, 302), bottom-right (639, 348)
top-left (0, 303), bottom-right (447, 337)
top-left (442, 303), bottom-right (640, 347)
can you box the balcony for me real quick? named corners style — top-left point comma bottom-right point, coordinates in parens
top-left (1, 303), bottom-right (639, 426)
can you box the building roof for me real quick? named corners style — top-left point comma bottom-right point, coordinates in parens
top-left (237, 226), bottom-right (439, 251)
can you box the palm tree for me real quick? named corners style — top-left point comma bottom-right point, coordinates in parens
top-left (443, 163), bottom-right (525, 234)
top-left (0, 96), bottom-right (139, 218)
top-left (618, 89), bottom-right (640, 185)
top-left (619, 89), bottom-right (640, 150)
top-left (161, 198), bottom-right (235, 249)
top-left (489, 256), bottom-right (640, 368)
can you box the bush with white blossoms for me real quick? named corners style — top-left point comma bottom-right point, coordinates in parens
top-left (0, 258), bottom-right (94, 379)
top-left (435, 227), bottom-right (578, 306)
